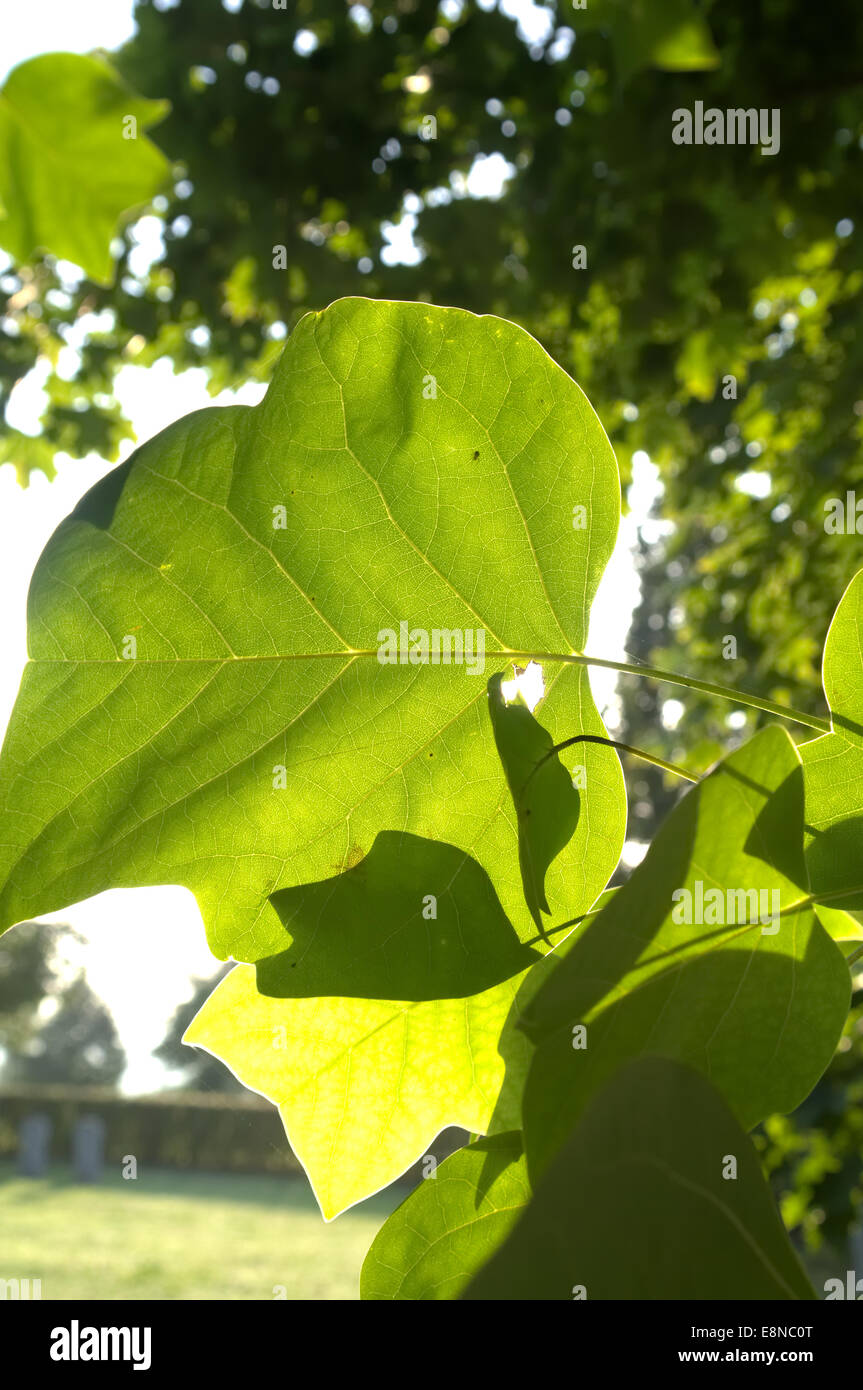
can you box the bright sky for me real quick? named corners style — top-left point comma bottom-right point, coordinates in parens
top-left (0, 0), bottom-right (137, 81)
top-left (0, 0), bottom-right (655, 1093)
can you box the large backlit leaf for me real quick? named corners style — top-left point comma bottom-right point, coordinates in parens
top-left (361, 1131), bottom-right (528, 1300)
top-left (0, 53), bottom-right (169, 283)
top-left (521, 726), bottom-right (851, 1182)
top-left (466, 1057), bottom-right (815, 1302)
top-left (0, 298), bottom-right (624, 966)
top-left (0, 298), bottom-right (626, 1214)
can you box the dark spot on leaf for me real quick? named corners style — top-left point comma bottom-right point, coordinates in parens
top-left (473, 450), bottom-right (480, 459)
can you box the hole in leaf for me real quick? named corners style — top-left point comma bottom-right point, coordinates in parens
top-left (501, 660), bottom-right (544, 712)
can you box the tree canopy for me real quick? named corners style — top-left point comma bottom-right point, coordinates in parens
top-left (4, 0), bottom-right (862, 758)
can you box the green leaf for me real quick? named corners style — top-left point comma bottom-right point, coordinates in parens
top-left (361, 1131), bottom-right (528, 1300)
top-left (801, 570), bottom-right (863, 912)
top-left (257, 830), bottom-right (542, 1001)
top-left (521, 726), bottom-right (851, 1182)
top-left (0, 298), bottom-right (626, 1214)
top-left (184, 961), bottom-right (537, 1219)
top-left (465, 1057), bottom-right (815, 1301)
top-left (0, 53), bottom-right (169, 284)
top-left (0, 299), bottom-right (624, 964)
top-left (183, 884), bottom-right (606, 1216)
top-left (813, 903), bottom-right (863, 944)
top-left (487, 671), bottom-right (580, 936)
top-left (583, 0), bottom-right (720, 84)
top-left (0, 430), bottom-right (59, 486)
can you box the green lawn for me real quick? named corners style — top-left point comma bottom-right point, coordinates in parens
top-left (0, 1162), bottom-right (401, 1300)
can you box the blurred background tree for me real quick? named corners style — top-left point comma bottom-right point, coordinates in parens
top-left (154, 966), bottom-right (243, 1093)
top-left (0, 920), bottom-right (67, 1053)
top-left (0, 922), bottom-right (126, 1087)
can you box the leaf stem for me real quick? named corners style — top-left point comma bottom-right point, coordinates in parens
top-left (548, 734), bottom-right (699, 783)
top-left (536, 886), bottom-right (863, 957)
top-left (504, 651), bottom-right (832, 734)
top-left (524, 899), bottom-right (611, 949)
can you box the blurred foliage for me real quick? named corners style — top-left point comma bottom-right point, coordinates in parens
top-left (0, 53), bottom-right (169, 285)
top-left (0, 921), bottom-right (125, 1087)
top-left (154, 966), bottom-right (244, 1093)
top-left (1, 0), bottom-right (862, 1239)
top-left (2, 975), bottom-right (126, 1088)
top-left (0, 919), bottom-right (69, 1049)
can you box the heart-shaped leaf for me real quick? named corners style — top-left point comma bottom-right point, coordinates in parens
top-left (0, 299), bottom-right (628, 1214)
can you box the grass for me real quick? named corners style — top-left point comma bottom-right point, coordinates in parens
top-left (0, 1162), bottom-right (401, 1300)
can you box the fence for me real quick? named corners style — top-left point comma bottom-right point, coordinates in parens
top-left (0, 1084), bottom-right (301, 1175)
top-left (0, 1085), bottom-right (468, 1182)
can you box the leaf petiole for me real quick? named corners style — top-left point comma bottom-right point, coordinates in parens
top-left (504, 650), bottom-right (832, 733)
top-left (546, 733), bottom-right (698, 783)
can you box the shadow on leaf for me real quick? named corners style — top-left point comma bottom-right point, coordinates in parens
top-left (256, 830), bottom-right (543, 1002)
